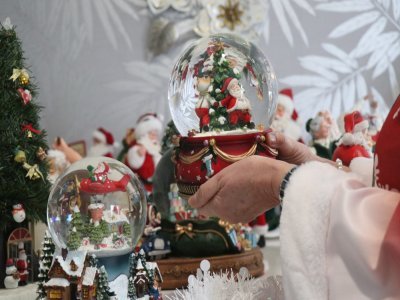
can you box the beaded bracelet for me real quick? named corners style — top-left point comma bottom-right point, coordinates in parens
top-left (279, 166), bottom-right (298, 203)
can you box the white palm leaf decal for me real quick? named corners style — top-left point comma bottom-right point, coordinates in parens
top-left (316, 0), bottom-right (400, 97)
top-left (107, 56), bottom-right (174, 120)
top-left (264, 0), bottom-right (315, 46)
top-left (280, 44), bottom-right (382, 118)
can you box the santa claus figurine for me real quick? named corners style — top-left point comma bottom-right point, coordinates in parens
top-left (88, 127), bottom-right (117, 158)
top-left (4, 258), bottom-right (19, 289)
top-left (16, 242), bottom-right (28, 286)
top-left (333, 111), bottom-right (371, 166)
top-left (126, 114), bottom-right (163, 192)
top-left (271, 89), bottom-right (302, 141)
top-left (220, 77), bottom-right (253, 127)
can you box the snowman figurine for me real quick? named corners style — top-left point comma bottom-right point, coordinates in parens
top-left (12, 204), bottom-right (26, 223)
top-left (4, 258), bottom-right (20, 289)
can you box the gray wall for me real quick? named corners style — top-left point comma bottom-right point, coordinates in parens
top-left (2, 0), bottom-right (399, 146)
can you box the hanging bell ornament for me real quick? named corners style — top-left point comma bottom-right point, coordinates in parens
top-left (36, 147), bottom-right (47, 161)
top-left (26, 130), bottom-right (33, 138)
top-left (14, 150), bottom-right (27, 163)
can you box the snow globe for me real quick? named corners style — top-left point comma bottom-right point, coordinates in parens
top-left (169, 34), bottom-right (278, 198)
top-left (47, 157), bottom-right (147, 280)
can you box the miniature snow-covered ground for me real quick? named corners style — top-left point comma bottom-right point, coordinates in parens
top-left (109, 274), bottom-right (128, 299)
top-left (193, 128), bottom-right (259, 137)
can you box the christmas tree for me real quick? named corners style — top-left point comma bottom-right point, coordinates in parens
top-left (0, 17), bottom-right (51, 288)
top-left (0, 18), bottom-right (50, 230)
top-left (123, 222), bottom-right (131, 236)
top-left (70, 209), bottom-right (85, 237)
top-left (97, 266), bottom-right (115, 300)
top-left (89, 223), bottom-right (104, 247)
top-left (67, 227), bottom-right (81, 250)
top-left (36, 231), bottom-right (55, 299)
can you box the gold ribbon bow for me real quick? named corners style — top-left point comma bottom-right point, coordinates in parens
top-left (22, 162), bottom-right (44, 180)
top-left (175, 223), bottom-right (195, 240)
top-left (10, 68), bottom-right (29, 82)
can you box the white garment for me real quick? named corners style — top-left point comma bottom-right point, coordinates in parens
top-left (271, 117), bottom-right (302, 141)
top-left (281, 160), bottom-right (400, 300)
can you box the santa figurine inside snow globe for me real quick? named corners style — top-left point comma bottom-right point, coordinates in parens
top-left (169, 34), bottom-right (278, 198)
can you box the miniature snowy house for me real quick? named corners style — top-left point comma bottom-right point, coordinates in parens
top-left (44, 249), bottom-right (97, 300)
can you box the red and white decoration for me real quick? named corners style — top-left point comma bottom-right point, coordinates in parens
top-left (12, 204), bottom-right (26, 223)
top-left (17, 88), bottom-right (32, 105)
top-left (125, 113), bottom-right (163, 192)
top-left (333, 111), bottom-right (371, 166)
top-left (88, 127), bottom-right (117, 158)
top-left (4, 258), bottom-right (20, 289)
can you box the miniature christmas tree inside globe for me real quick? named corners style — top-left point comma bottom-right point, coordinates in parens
top-left (168, 34), bottom-right (278, 136)
top-left (47, 157), bottom-right (147, 257)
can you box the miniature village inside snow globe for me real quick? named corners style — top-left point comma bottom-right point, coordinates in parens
top-left (47, 157), bottom-right (147, 257)
top-left (168, 34), bottom-right (278, 198)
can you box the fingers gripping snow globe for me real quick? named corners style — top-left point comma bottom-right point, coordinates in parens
top-left (169, 34), bottom-right (278, 198)
top-left (47, 157), bottom-right (147, 278)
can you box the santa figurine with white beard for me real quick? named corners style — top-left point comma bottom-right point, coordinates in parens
top-left (88, 127), bottom-right (117, 158)
top-left (125, 114), bottom-right (163, 192)
top-left (16, 242), bottom-right (28, 286)
top-left (271, 89), bottom-right (302, 141)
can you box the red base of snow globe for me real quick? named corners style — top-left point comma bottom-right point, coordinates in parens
top-left (174, 129), bottom-right (277, 199)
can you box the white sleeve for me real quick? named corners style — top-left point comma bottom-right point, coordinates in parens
top-left (127, 145), bottom-right (145, 169)
top-left (280, 161), bottom-right (400, 300)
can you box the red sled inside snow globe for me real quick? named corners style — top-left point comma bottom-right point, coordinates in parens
top-left (168, 34), bottom-right (278, 199)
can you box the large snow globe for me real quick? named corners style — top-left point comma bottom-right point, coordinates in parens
top-left (168, 34), bottom-right (278, 198)
top-left (47, 157), bottom-right (147, 258)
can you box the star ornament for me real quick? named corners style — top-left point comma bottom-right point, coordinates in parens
top-left (218, 0), bottom-right (244, 31)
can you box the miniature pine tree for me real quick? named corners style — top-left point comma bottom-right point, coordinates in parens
top-left (0, 19), bottom-right (51, 230)
top-left (129, 253), bottom-right (138, 279)
top-left (67, 227), bottom-right (81, 250)
top-left (96, 266), bottom-right (115, 300)
top-left (70, 210), bottom-right (85, 237)
top-left (123, 222), bottom-right (131, 236)
top-left (99, 219), bottom-right (110, 237)
top-left (127, 277), bottom-right (137, 300)
top-left (90, 223), bottom-right (104, 247)
top-left (36, 231), bottom-right (55, 299)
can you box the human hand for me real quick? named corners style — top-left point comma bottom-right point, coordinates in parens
top-left (52, 137), bottom-right (68, 151)
top-left (137, 145), bottom-right (146, 156)
top-left (266, 131), bottom-right (316, 165)
top-left (188, 155), bottom-right (294, 223)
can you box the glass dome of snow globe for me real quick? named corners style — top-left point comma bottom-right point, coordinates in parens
top-left (47, 157), bottom-right (147, 257)
top-left (168, 33), bottom-right (278, 136)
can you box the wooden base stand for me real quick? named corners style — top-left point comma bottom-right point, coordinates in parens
top-left (157, 248), bottom-right (264, 289)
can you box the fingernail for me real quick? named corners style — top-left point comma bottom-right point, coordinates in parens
top-left (268, 132), bottom-right (277, 145)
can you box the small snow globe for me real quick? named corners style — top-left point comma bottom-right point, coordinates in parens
top-left (168, 34), bottom-right (278, 198)
top-left (47, 157), bottom-right (147, 257)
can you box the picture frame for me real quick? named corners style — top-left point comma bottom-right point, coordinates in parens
top-left (68, 140), bottom-right (87, 157)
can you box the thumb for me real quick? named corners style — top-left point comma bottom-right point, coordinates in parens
top-left (188, 176), bottom-right (219, 209)
top-left (266, 131), bottom-right (288, 150)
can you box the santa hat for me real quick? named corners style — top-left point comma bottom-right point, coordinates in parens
top-left (277, 88), bottom-right (298, 120)
top-left (6, 258), bottom-right (14, 268)
top-left (135, 113), bottom-right (163, 140)
top-left (12, 204), bottom-right (24, 213)
top-left (93, 127), bottom-right (115, 146)
top-left (221, 77), bottom-right (238, 93)
top-left (341, 111), bottom-right (369, 146)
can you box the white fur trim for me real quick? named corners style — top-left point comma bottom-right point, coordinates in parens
top-left (353, 120), bottom-right (369, 132)
top-left (92, 130), bottom-right (106, 144)
top-left (349, 157), bottom-right (374, 187)
top-left (127, 145), bottom-right (145, 169)
top-left (280, 161), bottom-right (360, 300)
top-left (278, 94), bottom-right (294, 116)
top-left (251, 225), bottom-right (269, 236)
top-left (135, 116), bottom-right (163, 139)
